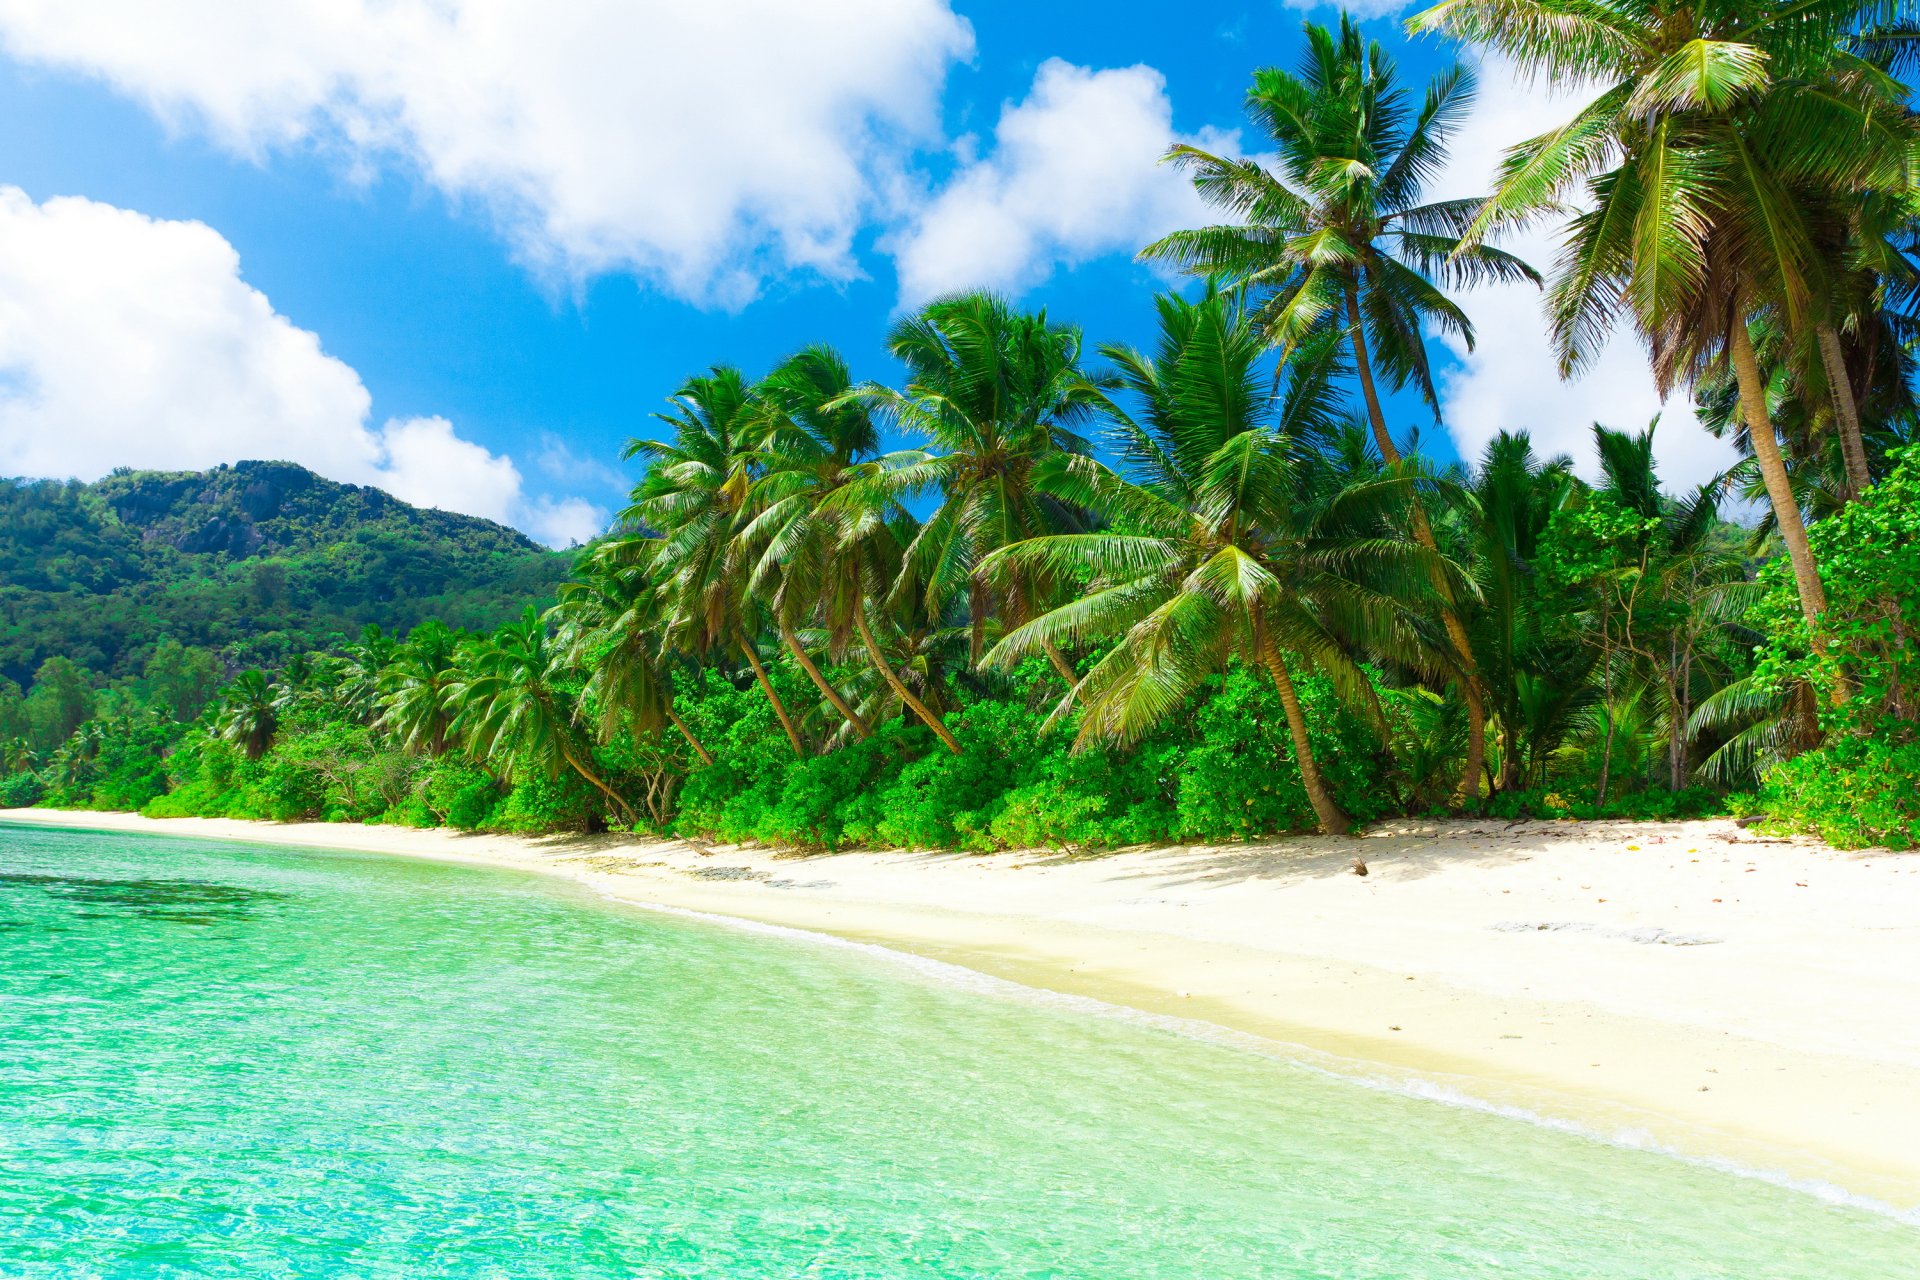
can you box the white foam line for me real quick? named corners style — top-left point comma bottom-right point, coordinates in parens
top-left (601, 887), bottom-right (1920, 1229)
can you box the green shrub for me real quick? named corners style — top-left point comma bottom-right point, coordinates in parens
top-left (1754, 731), bottom-right (1920, 849)
top-left (0, 772), bottom-right (44, 807)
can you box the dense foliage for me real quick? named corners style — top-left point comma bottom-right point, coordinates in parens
top-left (7, 7), bottom-right (1919, 852)
top-left (0, 460), bottom-right (571, 685)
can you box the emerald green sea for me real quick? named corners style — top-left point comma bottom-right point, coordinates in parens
top-left (0, 822), bottom-right (1911, 1277)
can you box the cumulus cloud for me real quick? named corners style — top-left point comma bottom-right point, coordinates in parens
top-left (0, 187), bottom-right (603, 546)
top-left (0, 0), bottom-right (974, 305)
top-left (1427, 57), bottom-right (1740, 492)
top-left (889, 59), bottom-right (1234, 305)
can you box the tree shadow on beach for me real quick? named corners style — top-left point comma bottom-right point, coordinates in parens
top-left (1029, 818), bottom-right (1751, 890)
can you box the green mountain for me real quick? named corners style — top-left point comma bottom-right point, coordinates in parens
top-left (1, 460), bottom-right (576, 686)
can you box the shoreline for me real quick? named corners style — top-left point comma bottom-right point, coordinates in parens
top-left (6, 807), bottom-right (1919, 1214)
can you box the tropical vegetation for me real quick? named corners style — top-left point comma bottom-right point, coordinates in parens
top-left (6, 6), bottom-right (1918, 851)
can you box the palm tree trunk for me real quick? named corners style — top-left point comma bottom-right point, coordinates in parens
top-left (558, 738), bottom-right (638, 826)
top-left (667, 706), bottom-right (714, 767)
top-left (782, 625), bottom-right (870, 739)
top-left (1260, 639), bottom-right (1352, 836)
top-left (739, 632), bottom-right (805, 757)
top-left (1816, 323), bottom-right (1873, 500)
top-left (1347, 287), bottom-right (1488, 807)
top-left (1499, 723), bottom-right (1521, 793)
top-left (1043, 639), bottom-right (1083, 699)
top-left (855, 601), bottom-right (961, 755)
top-left (1729, 314), bottom-right (1829, 626)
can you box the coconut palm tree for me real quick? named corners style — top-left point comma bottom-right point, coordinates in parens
top-left (448, 607), bottom-right (636, 826)
top-left (852, 291), bottom-right (1109, 686)
top-left (624, 367), bottom-right (807, 756)
top-left (1455, 432), bottom-right (1580, 792)
top-left (550, 540), bottom-right (713, 766)
top-left (378, 619), bottom-right (462, 757)
top-left (980, 291), bottom-right (1444, 835)
top-left (1140, 15), bottom-right (1534, 805)
top-left (215, 670), bottom-right (280, 761)
top-left (1409, 0), bottom-right (1917, 629)
top-left (835, 498), bottom-right (963, 754)
top-left (0, 736), bottom-right (34, 777)
top-left (338, 624), bottom-right (397, 724)
top-left (736, 345), bottom-right (883, 740)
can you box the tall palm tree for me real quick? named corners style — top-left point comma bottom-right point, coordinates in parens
top-left (550, 540), bottom-right (713, 766)
top-left (737, 345), bottom-right (882, 740)
top-left (338, 624), bottom-right (397, 725)
top-left (853, 291), bottom-right (1108, 686)
top-left (216, 670), bottom-right (279, 761)
top-left (1409, 0), bottom-right (1916, 630)
top-left (448, 607), bottom-right (636, 826)
top-left (1455, 432), bottom-right (1580, 792)
top-left (836, 497), bottom-right (963, 754)
top-left (1141, 16), bottom-right (1536, 805)
top-left (624, 367), bottom-right (807, 756)
top-left (981, 291), bottom-right (1443, 835)
top-left (378, 619), bottom-right (462, 757)
top-left (0, 736), bottom-right (34, 777)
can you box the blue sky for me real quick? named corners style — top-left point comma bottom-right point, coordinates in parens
top-left (0, 2), bottom-right (1722, 544)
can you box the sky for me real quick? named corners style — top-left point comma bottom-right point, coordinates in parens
top-left (0, 0), bottom-right (1736, 547)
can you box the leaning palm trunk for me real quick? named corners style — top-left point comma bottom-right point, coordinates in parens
top-left (1815, 324), bottom-right (1874, 501)
top-left (666, 707), bottom-right (714, 767)
top-left (1042, 639), bottom-right (1084, 701)
top-left (1729, 316), bottom-right (1829, 627)
top-left (1346, 289), bottom-right (1488, 806)
top-left (738, 631), bottom-right (805, 756)
top-left (1260, 637), bottom-right (1351, 837)
top-left (782, 625), bottom-right (870, 739)
top-left (556, 735), bottom-right (638, 827)
top-left (855, 601), bottom-right (960, 755)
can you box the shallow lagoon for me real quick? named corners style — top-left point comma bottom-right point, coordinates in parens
top-left (1, 822), bottom-right (1910, 1278)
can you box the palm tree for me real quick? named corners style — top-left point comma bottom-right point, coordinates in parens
top-left (1454, 433), bottom-right (1580, 792)
top-left (550, 540), bottom-right (713, 766)
top-left (0, 736), bottom-right (34, 777)
top-left (1409, 0), bottom-right (1916, 630)
top-left (835, 497), bottom-right (963, 754)
top-left (447, 607), bottom-right (636, 826)
top-left (981, 291), bottom-right (1443, 835)
top-left (339, 624), bottom-right (397, 724)
top-left (853, 291), bottom-right (1108, 687)
top-left (216, 670), bottom-right (280, 761)
top-left (737, 345), bottom-right (881, 740)
top-left (378, 619), bottom-right (462, 757)
top-left (1141, 16), bottom-right (1536, 805)
top-left (624, 367), bottom-right (807, 756)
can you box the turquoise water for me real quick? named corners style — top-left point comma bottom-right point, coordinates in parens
top-left (0, 823), bottom-right (1911, 1278)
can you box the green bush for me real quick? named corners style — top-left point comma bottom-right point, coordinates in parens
top-left (0, 771), bottom-right (44, 807)
top-left (419, 758), bottom-right (502, 830)
top-left (1754, 731), bottom-right (1920, 849)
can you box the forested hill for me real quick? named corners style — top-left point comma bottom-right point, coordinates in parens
top-left (0, 461), bottom-right (575, 685)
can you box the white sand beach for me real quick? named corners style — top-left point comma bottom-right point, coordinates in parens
top-left (7, 808), bottom-right (1917, 1211)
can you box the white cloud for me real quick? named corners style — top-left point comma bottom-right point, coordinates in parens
top-left (889, 59), bottom-right (1234, 305)
top-left (0, 0), bottom-right (974, 305)
top-left (1428, 57), bottom-right (1740, 492)
top-left (0, 187), bottom-right (603, 546)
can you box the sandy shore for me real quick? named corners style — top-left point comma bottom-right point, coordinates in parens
top-left (6, 807), bottom-right (1918, 1212)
